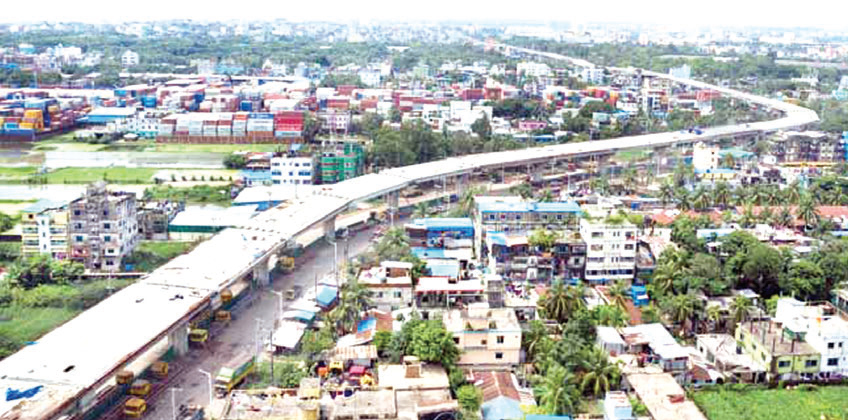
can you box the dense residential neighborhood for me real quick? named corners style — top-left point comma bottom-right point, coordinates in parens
top-left (3, 14), bottom-right (848, 420)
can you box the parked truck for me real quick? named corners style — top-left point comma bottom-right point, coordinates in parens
top-left (214, 353), bottom-right (255, 396)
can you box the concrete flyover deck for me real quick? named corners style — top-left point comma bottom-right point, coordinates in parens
top-left (0, 43), bottom-right (820, 420)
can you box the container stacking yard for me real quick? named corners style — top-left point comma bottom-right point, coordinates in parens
top-left (157, 111), bottom-right (304, 144)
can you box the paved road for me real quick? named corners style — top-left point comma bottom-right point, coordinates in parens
top-left (144, 224), bottom-right (380, 419)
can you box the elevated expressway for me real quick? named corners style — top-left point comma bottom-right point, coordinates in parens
top-left (0, 46), bottom-right (819, 420)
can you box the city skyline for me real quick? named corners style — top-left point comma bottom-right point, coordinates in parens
top-left (0, 0), bottom-right (845, 30)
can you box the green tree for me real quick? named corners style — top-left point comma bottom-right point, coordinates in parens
top-left (607, 280), bottom-right (629, 311)
top-left (782, 260), bottom-right (824, 300)
top-left (529, 229), bottom-right (559, 252)
top-left (590, 305), bottom-right (630, 328)
top-left (662, 293), bottom-right (700, 335)
top-left (456, 385), bottom-right (483, 413)
top-left (408, 320), bottom-right (460, 367)
top-left (538, 281), bottom-right (585, 324)
top-left (471, 114), bottom-right (492, 141)
top-left (375, 227), bottom-right (411, 261)
top-left (797, 193), bottom-right (819, 229)
top-left (579, 347), bottom-right (621, 398)
top-left (534, 364), bottom-right (578, 416)
top-left (729, 295), bottom-right (753, 324)
top-left (223, 154), bottom-right (247, 169)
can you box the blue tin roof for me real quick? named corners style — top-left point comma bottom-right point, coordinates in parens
top-left (411, 217), bottom-right (473, 230)
top-left (488, 232), bottom-right (508, 246)
top-left (412, 247), bottom-right (448, 259)
top-left (239, 170), bottom-right (272, 181)
top-left (23, 198), bottom-right (68, 213)
top-left (694, 168), bottom-right (736, 175)
top-left (477, 201), bottom-right (581, 213)
top-left (427, 261), bottom-right (460, 278)
top-left (316, 285), bottom-right (338, 307)
top-left (357, 318), bottom-right (377, 333)
top-left (525, 415), bottom-right (572, 420)
top-left (482, 397), bottom-right (524, 420)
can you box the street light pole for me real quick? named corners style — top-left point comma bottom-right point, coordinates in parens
top-left (170, 387), bottom-right (183, 420)
top-left (271, 290), bottom-right (283, 320)
top-left (197, 369), bottom-right (213, 408)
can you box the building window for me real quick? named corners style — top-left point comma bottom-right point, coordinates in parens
top-left (104, 223), bottom-right (111, 229)
top-left (805, 360), bottom-right (818, 368)
top-left (104, 235), bottom-right (111, 242)
top-left (481, 339), bottom-right (487, 345)
top-left (497, 335), bottom-right (504, 344)
top-left (778, 360), bottom-right (790, 368)
top-left (495, 352), bottom-right (503, 360)
top-left (829, 342), bottom-right (835, 349)
top-left (591, 244), bottom-right (603, 251)
top-left (828, 358), bottom-right (839, 366)
top-left (624, 244), bottom-right (635, 250)
top-left (105, 260), bottom-right (114, 266)
top-left (75, 235), bottom-right (83, 242)
top-left (592, 232), bottom-right (603, 238)
top-left (454, 337), bottom-right (459, 344)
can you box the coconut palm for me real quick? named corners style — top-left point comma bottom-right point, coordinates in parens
top-left (663, 293), bottom-right (700, 334)
top-left (622, 168), bottom-right (638, 192)
top-left (740, 205), bottom-right (757, 228)
top-left (692, 186), bottom-right (711, 210)
top-left (785, 180), bottom-right (802, 204)
top-left (607, 280), bottom-right (629, 310)
top-left (539, 281), bottom-right (584, 324)
top-left (523, 320), bottom-right (550, 361)
top-left (776, 205), bottom-right (795, 228)
top-left (659, 182), bottom-right (675, 206)
top-left (729, 295), bottom-right (753, 324)
top-left (579, 347), bottom-right (622, 398)
top-left (412, 201), bottom-right (430, 218)
top-left (534, 364), bottom-right (578, 416)
top-left (706, 304), bottom-right (723, 333)
top-left (458, 186), bottom-right (484, 216)
top-left (675, 188), bottom-right (692, 211)
top-left (536, 188), bottom-right (555, 203)
top-left (797, 193), bottom-right (819, 229)
top-left (641, 303), bottom-right (662, 324)
top-left (591, 305), bottom-right (630, 328)
top-left (713, 182), bottom-right (730, 209)
top-left (375, 227), bottom-right (411, 261)
top-left (330, 279), bottom-right (373, 334)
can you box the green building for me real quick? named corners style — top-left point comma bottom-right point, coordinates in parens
top-left (735, 320), bottom-right (820, 380)
top-left (320, 143), bottom-right (364, 184)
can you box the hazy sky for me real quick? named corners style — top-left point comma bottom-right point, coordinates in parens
top-left (1, 0), bottom-right (844, 29)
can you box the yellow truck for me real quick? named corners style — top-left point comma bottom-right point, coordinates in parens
top-left (214, 353), bottom-right (255, 396)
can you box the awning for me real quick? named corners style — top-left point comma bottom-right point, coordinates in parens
top-left (282, 309), bottom-right (315, 323)
top-left (316, 285), bottom-right (339, 308)
top-left (350, 365), bottom-right (366, 375)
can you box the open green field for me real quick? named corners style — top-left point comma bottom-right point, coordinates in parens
top-left (123, 240), bottom-right (197, 272)
top-left (144, 184), bottom-right (232, 205)
top-left (0, 166), bottom-right (38, 180)
top-left (692, 385), bottom-right (848, 420)
top-left (0, 306), bottom-right (80, 358)
top-left (45, 167), bottom-right (159, 184)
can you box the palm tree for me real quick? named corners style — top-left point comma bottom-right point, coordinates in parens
top-left (776, 205), bottom-right (795, 228)
top-left (706, 304), bottom-right (723, 333)
top-left (740, 205), bottom-right (757, 228)
top-left (458, 186), bottom-right (484, 216)
top-left (713, 182), bottom-right (730, 209)
top-left (534, 364), bottom-right (578, 416)
top-left (523, 320), bottom-right (550, 361)
top-left (663, 294), bottom-right (699, 335)
top-left (641, 303), bottom-right (662, 324)
top-left (692, 186), bottom-right (711, 210)
top-left (579, 347), bottom-right (622, 398)
top-left (659, 182), bottom-right (675, 206)
top-left (540, 281), bottom-right (585, 324)
top-left (536, 188), bottom-right (555, 203)
top-left (675, 188), bottom-right (692, 211)
top-left (330, 279), bottom-right (373, 334)
top-left (729, 295), bottom-right (753, 324)
top-left (607, 280), bottom-right (629, 310)
top-left (797, 193), bottom-right (819, 229)
top-left (375, 227), bottom-right (411, 261)
top-left (592, 305), bottom-right (630, 328)
top-left (622, 168), bottom-right (638, 192)
top-left (412, 201), bottom-right (430, 218)
top-left (785, 181), bottom-right (801, 204)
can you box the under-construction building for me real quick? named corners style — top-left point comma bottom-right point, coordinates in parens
top-left (69, 182), bottom-right (139, 271)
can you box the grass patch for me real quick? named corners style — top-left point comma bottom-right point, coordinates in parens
top-left (144, 184), bottom-right (233, 205)
top-left (0, 166), bottom-right (38, 180)
top-left (0, 278), bottom-right (134, 359)
top-left (45, 167), bottom-right (158, 184)
top-left (123, 241), bottom-right (197, 272)
top-left (692, 385), bottom-right (848, 420)
top-left (247, 359), bottom-right (307, 389)
top-left (0, 306), bottom-right (80, 358)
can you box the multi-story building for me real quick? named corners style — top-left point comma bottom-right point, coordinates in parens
top-left (443, 308), bottom-right (521, 367)
top-left (121, 50), bottom-right (139, 67)
top-left (692, 142), bottom-right (719, 172)
top-left (137, 200), bottom-right (183, 241)
top-left (735, 319), bottom-right (820, 381)
top-left (271, 155), bottom-right (316, 185)
top-left (69, 183), bottom-right (139, 272)
top-left (771, 131), bottom-right (841, 163)
top-left (775, 298), bottom-right (848, 377)
top-left (516, 61), bottom-right (551, 78)
top-left (579, 219), bottom-right (638, 282)
top-left (358, 261), bottom-right (414, 311)
top-left (320, 143), bottom-right (364, 184)
top-left (485, 230), bottom-right (585, 282)
top-left (474, 197), bottom-right (581, 251)
top-left (405, 218), bottom-right (474, 249)
top-left (318, 110), bottom-right (351, 133)
top-left (20, 199), bottom-right (70, 260)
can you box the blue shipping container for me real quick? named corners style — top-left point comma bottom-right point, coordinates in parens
top-left (239, 101), bottom-right (253, 112)
top-left (249, 113), bottom-right (273, 120)
top-left (193, 93), bottom-right (205, 103)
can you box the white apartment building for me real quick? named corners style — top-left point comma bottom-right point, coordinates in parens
top-left (270, 156), bottom-right (315, 185)
top-left (776, 298), bottom-right (848, 376)
top-left (517, 61), bottom-right (551, 78)
top-left (121, 50), bottom-right (139, 68)
top-left (693, 142), bottom-right (719, 172)
top-left (318, 111), bottom-right (351, 133)
top-left (449, 101), bottom-right (472, 121)
top-left (358, 261), bottom-right (414, 311)
top-left (444, 308), bottom-right (522, 367)
top-left (579, 219), bottom-right (638, 282)
top-left (580, 67), bottom-right (605, 85)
